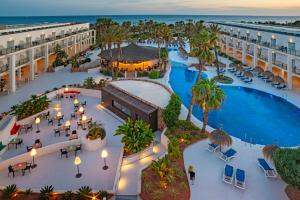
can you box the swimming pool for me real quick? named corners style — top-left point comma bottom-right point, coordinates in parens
top-left (169, 61), bottom-right (300, 147)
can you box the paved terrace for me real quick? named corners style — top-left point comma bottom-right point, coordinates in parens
top-left (0, 95), bottom-right (123, 191)
top-left (166, 50), bottom-right (291, 200)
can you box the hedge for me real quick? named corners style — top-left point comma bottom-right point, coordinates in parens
top-left (148, 70), bottom-right (161, 79)
top-left (273, 148), bottom-right (300, 189)
top-left (162, 94), bottom-right (181, 128)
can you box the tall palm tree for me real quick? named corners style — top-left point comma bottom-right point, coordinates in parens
top-left (186, 30), bottom-right (215, 121)
top-left (193, 79), bottom-right (225, 132)
top-left (115, 25), bottom-right (129, 75)
top-left (102, 25), bottom-right (119, 79)
top-left (262, 144), bottom-right (279, 160)
top-left (95, 18), bottom-right (116, 51)
top-left (209, 24), bottom-right (222, 77)
top-left (153, 23), bottom-right (164, 70)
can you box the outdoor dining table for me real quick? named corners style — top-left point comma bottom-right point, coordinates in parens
top-left (12, 162), bottom-right (27, 171)
top-left (8, 138), bottom-right (23, 149)
top-left (19, 123), bottom-right (33, 134)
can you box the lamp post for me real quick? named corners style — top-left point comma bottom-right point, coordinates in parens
top-left (30, 148), bottom-right (37, 168)
top-left (74, 156), bottom-right (82, 178)
top-left (35, 117), bottom-right (40, 133)
top-left (65, 120), bottom-right (71, 136)
top-left (101, 149), bottom-right (109, 170)
top-left (81, 115), bottom-right (87, 130)
top-left (74, 98), bottom-right (79, 108)
top-left (57, 111), bottom-right (62, 126)
top-left (79, 106), bottom-right (84, 115)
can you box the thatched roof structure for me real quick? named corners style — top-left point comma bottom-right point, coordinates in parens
top-left (99, 43), bottom-right (159, 62)
top-left (254, 66), bottom-right (264, 73)
top-left (209, 129), bottom-right (232, 149)
top-left (244, 71), bottom-right (253, 77)
top-left (262, 144), bottom-right (279, 160)
top-left (272, 76), bottom-right (285, 84)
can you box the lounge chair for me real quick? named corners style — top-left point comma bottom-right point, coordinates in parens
top-left (257, 158), bottom-right (277, 178)
top-left (207, 143), bottom-right (220, 152)
top-left (235, 169), bottom-right (246, 189)
top-left (220, 148), bottom-right (237, 162)
top-left (276, 84), bottom-right (286, 90)
top-left (223, 164), bottom-right (234, 184)
top-left (243, 78), bottom-right (253, 83)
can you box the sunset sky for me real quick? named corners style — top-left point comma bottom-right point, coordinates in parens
top-left (1, 0), bottom-right (300, 16)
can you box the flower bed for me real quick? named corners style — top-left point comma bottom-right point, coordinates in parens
top-left (140, 120), bottom-right (208, 200)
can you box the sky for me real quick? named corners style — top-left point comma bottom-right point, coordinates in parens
top-left (1, 0), bottom-right (300, 16)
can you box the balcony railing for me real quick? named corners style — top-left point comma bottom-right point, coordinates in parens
top-left (273, 60), bottom-right (287, 70)
top-left (293, 67), bottom-right (300, 75)
top-left (258, 54), bottom-right (268, 62)
top-left (16, 58), bottom-right (30, 66)
top-left (221, 32), bottom-right (300, 57)
top-left (247, 49), bottom-right (254, 55)
top-left (0, 29), bottom-right (90, 56)
top-left (0, 64), bottom-right (9, 73)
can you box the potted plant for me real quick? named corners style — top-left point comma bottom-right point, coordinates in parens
top-left (81, 122), bottom-right (106, 151)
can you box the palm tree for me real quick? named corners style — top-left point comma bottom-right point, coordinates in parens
top-left (209, 24), bottom-right (222, 77)
top-left (189, 30), bottom-right (215, 81)
top-left (153, 23), bottom-right (164, 70)
top-left (95, 18), bottom-right (116, 51)
top-left (102, 25), bottom-right (119, 79)
top-left (191, 79), bottom-right (225, 132)
top-left (115, 25), bottom-right (129, 76)
top-left (186, 30), bottom-right (215, 121)
top-left (209, 129), bottom-right (232, 151)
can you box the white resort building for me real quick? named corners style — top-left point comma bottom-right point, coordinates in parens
top-left (0, 23), bottom-right (96, 93)
top-left (214, 22), bottom-right (300, 90)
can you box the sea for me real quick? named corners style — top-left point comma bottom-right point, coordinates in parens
top-left (0, 15), bottom-right (300, 25)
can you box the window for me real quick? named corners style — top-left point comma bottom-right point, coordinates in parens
top-left (112, 100), bottom-right (131, 116)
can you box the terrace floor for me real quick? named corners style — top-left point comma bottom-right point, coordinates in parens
top-left (0, 94), bottom-right (124, 191)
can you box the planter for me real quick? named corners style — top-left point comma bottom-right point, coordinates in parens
top-left (54, 65), bottom-right (64, 72)
top-left (81, 136), bottom-right (106, 151)
top-left (122, 144), bottom-right (154, 166)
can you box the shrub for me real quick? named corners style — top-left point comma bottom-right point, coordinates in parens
top-left (76, 186), bottom-right (92, 200)
top-left (83, 77), bottom-right (96, 89)
top-left (97, 190), bottom-right (108, 199)
top-left (162, 94), bottom-right (181, 128)
top-left (273, 148), bottom-right (300, 189)
top-left (2, 184), bottom-right (18, 199)
top-left (115, 118), bottom-right (154, 154)
top-left (212, 75), bottom-right (234, 84)
top-left (151, 156), bottom-right (174, 188)
top-left (168, 138), bottom-right (181, 159)
top-left (148, 70), bottom-right (161, 79)
top-left (61, 191), bottom-right (73, 200)
top-left (175, 120), bottom-right (199, 131)
top-left (86, 122), bottom-right (106, 140)
top-left (24, 188), bottom-right (33, 196)
top-left (39, 185), bottom-right (54, 200)
top-left (12, 95), bottom-right (50, 120)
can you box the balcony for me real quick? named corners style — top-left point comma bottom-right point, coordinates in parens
top-left (247, 49), bottom-right (254, 56)
top-left (0, 64), bottom-right (9, 73)
top-left (258, 54), bottom-right (268, 62)
top-left (293, 67), bottom-right (300, 75)
top-left (273, 60), bottom-right (287, 70)
top-left (34, 52), bottom-right (45, 59)
top-left (16, 58), bottom-right (30, 67)
top-left (0, 29), bottom-right (90, 56)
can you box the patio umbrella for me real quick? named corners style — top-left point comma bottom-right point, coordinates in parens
top-left (262, 144), bottom-right (279, 160)
top-left (263, 70), bottom-right (273, 76)
top-left (244, 71), bottom-right (253, 77)
top-left (189, 63), bottom-right (207, 71)
top-left (254, 66), bottom-right (264, 73)
top-left (272, 76), bottom-right (285, 84)
top-left (209, 129), bottom-right (232, 151)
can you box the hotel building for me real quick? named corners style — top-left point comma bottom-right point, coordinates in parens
top-left (0, 22), bottom-right (96, 93)
top-left (214, 22), bottom-right (300, 90)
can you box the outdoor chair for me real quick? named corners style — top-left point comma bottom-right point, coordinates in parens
top-left (26, 146), bottom-right (33, 152)
top-left (223, 164), bottom-right (234, 184)
top-left (234, 169), bottom-right (246, 189)
top-left (22, 163), bottom-right (32, 176)
top-left (219, 148), bottom-right (237, 162)
top-left (54, 129), bottom-right (61, 137)
top-left (70, 113), bottom-right (76, 120)
top-left (81, 101), bottom-right (87, 107)
top-left (243, 78), bottom-right (253, 83)
top-left (8, 166), bottom-right (15, 178)
top-left (48, 118), bottom-right (54, 126)
top-left (75, 144), bottom-right (82, 156)
top-left (77, 121), bottom-right (83, 129)
top-left (60, 149), bottom-right (68, 158)
top-left (16, 139), bottom-right (23, 148)
top-left (257, 158), bottom-right (277, 178)
top-left (207, 143), bottom-right (220, 152)
top-left (26, 124), bottom-right (33, 133)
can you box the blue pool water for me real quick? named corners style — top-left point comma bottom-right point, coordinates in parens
top-left (169, 61), bottom-right (300, 147)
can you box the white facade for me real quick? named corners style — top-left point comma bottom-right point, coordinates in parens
top-left (0, 22), bottom-right (96, 93)
top-left (210, 22), bottom-right (300, 90)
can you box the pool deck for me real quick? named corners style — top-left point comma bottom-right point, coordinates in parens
top-left (166, 51), bottom-right (290, 200)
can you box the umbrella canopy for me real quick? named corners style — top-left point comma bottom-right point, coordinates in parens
top-left (254, 66), bottom-right (264, 73)
top-left (262, 144), bottom-right (279, 160)
top-left (272, 76), bottom-right (285, 84)
top-left (189, 63), bottom-right (207, 71)
top-left (209, 129), bottom-right (232, 148)
top-left (244, 71), bottom-right (254, 77)
top-left (236, 65), bottom-right (244, 71)
top-left (263, 70), bottom-right (273, 77)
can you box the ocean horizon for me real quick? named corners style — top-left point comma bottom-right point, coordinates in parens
top-left (1, 15), bottom-right (300, 25)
